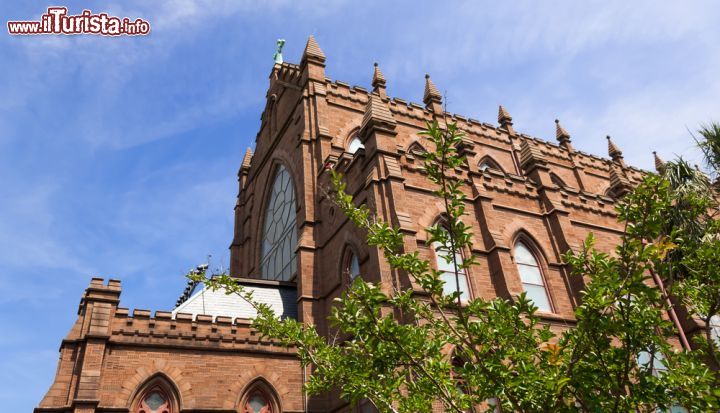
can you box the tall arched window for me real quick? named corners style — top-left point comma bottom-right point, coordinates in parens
top-left (433, 230), bottom-right (470, 301)
top-left (513, 241), bottom-right (552, 312)
top-left (260, 165), bottom-right (297, 281)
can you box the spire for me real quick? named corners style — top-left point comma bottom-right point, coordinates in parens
top-left (497, 105), bottom-right (515, 134)
top-left (302, 35), bottom-right (326, 63)
top-left (300, 36), bottom-right (326, 81)
top-left (498, 105), bottom-right (512, 124)
top-left (555, 119), bottom-right (573, 150)
top-left (423, 74), bottom-right (443, 113)
top-left (372, 62), bottom-right (387, 99)
top-left (372, 62), bottom-right (386, 89)
top-left (653, 151), bottom-right (665, 173)
top-left (241, 147), bottom-right (253, 171)
top-left (360, 92), bottom-right (396, 136)
top-left (607, 136), bottom-right (624, 165)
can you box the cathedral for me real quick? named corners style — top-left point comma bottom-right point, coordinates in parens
top-left (36, 36), bottom-right (674, 413)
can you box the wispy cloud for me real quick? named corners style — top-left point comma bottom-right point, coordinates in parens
top-left (0, 183), bottom-right (88, 273)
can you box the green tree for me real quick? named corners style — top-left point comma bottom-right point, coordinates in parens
top-left (191, 121), bottom-right (720, 412)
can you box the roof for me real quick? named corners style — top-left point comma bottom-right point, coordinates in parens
top-left (172, 279), bottom-right (297, 321)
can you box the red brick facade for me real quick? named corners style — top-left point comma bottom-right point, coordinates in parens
top-left (38, 36), bottom-right (658, 412)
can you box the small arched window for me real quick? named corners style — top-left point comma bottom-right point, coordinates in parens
top-left (342, 249), bottom-right (361, 284)
top-left (408, 141), bottom-right (427, 156)
top-left (348, 134), bottom-right (364, 154)
top-left (240, 380), bottom-right (279, 413)
top-left (132, 377), bottom-right (178, 413)
top-left (514, 241), bottom-right (552, 312)
top-left (243, 390), bottom-right (273, 413)
top-left (260, 165), bottom-right (297, 281)
top-left (433, 230), bottom-right (470, 301)
top-left (478, 156), bottom-right (503, 173)
top-left (136, 387), bottom-right (171, 413)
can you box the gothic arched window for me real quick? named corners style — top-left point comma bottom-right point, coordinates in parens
top-left (478, 156), bottom-right (503, 173)
top-left (131, 377), bottom-right (178, 413)
top-left (243, 390), bottom-right (273, 413)
top-left (408, 141), bottom-right (427, 156)
top-left (433, 229), bottom-right (470, 301)
top-left (136, 387), bottom-right (171, 413)
top-left (260, 165), bottom-right (297, 281)
top-left (240, 380), bottom-right (280, 413)
top-left (342, 249), bottom-right (361, 284)
top-left (513, 241), bottom-right (552, 312)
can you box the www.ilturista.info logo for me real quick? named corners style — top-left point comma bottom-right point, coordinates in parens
top-left (8, 7), bottom-right (150, 36)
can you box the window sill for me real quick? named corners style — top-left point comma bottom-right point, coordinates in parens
top-left (535, 311), bottom-right (576, 323)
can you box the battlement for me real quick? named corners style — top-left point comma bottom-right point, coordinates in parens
top-left (320, 76), bottom-right (646, 179)
top-left (71, 278), bottom-right (295, 352)
top-left (271, 61), bottom-right (302, 85)
top-left (77, 278), bottom-right (122, 315)
top-left (110, 307), bottom-right (291, 351)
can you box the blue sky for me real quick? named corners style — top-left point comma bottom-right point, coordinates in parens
top-left (1, 1), bottom-right (719, 410)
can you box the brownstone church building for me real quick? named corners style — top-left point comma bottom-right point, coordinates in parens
top-left (37, 36), bottom-right (669, 412)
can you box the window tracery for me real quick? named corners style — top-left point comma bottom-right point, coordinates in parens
top-left (240, 381), bottom-right (279, 413)
top-left (132, 378), bottom-right (177, 413)
top-left (260, 165), bottom-right (297, 281)
top-left (243, 390), bottom-right (272, 413)
top-left (433, 228), bottom-right (470, 301)
top-left (513, 241), bottom-right (552, 312)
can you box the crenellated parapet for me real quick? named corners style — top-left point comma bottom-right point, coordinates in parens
top-left (110, 308), bottom-right (293, 352)
top-left (64, 278), bottom-right (296, 351)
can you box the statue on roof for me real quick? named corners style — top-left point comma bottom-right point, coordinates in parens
top-left (273, 39), bottom-right (286, 64)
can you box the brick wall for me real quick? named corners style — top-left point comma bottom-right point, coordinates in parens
top-left (37, 279), bottom-right (305, 413)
